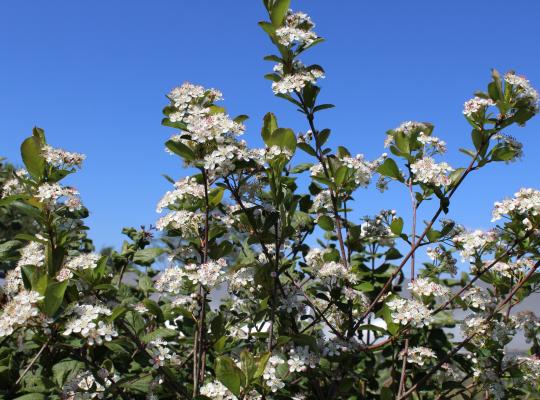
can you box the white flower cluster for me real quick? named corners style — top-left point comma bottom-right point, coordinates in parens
top-left (35, 183), bottom-right (83, 211)
top-left (287, 345), bottom-right (319, 372)
top-left (417, 132), bottom-right (447, 154)
top-left (4, 266), bottom-right (24, 296)
top-left (42, 144), bottom-right (86, 169)
top-left (63, 304), bottom-right (118, 346)
top-left (505, 72), bottom-right (539, 111)
top-left (180, 112), bottom-right (245, 144)
top-left (0, 290), bottom-right (43, 337)
top-left (229, 267), bottom-right (260, 294)
top-left (360, 217), bottom-right (395, 247)
top-left (181, 258), bottom-right (227, 288)
top-left (491, 188), bottom-right (540, 228)
top-left (386, 297), bottom-right (433, 328)
top-left (263, 355), bottom-right (286, 392)
top-left (156, 176), bottom-right (205, 213)
top-left (1, 169), bottom-right (27, 198)
top-left (316, 153), bottom-right (382, 188)
top-left (157, 259), bottom-right (227, 291)
top-left (56, 253), bottom-right (100, 281)
top-left (463, 287), bottom-right (492, 310)
top-left (155, 210), bottom-right (204, 236)
top-left (311, 190), bottom-right (333, 212)
top-left (200, 380), bottom-right (237, 400)
top-left (305, 247), bottom-right (329, 268)
top-left (463, 97), bottom-right (495, 117)
top-left (62, 371), bottom-right (106, 399)
top-left (316, 261), bottom-right (357, 284)
top-left (155, 267), bottom-right (185, 294)
top-left (410, 156), bottom-right (453, 187)
top-left (453, 229), bottom-right (496, 261)
top-left (203, 141), bottom-right (264, 179)
top-left (400, 346), bottom-right (436, 366)
top-left (66, 253), bottom-right (100, 270)
top-left (408, 278), bottom-right (449, 298)
top-left (17, 241), bottom-right (45, 268)
top-left (275, 10), bottom-right (318, 47)
top-left (518, 356), bottom-right (540, 385)
top-left (265, 145), bottom-right (293, 161)
top-left (166, 83), bottom-right (244, 146)
top-left (461, 314), bottom-right (489, 344)
top-left (147, 338), bottom-right (179, 368)
top-left (272, 66), bottom-right (324, 94)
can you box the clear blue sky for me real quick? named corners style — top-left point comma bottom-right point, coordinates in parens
top-left (1, 1), bottom-right (539, 251)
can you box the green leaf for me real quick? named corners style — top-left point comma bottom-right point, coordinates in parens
top-left (390, 217), bottom-right (404, 235)
top-left (20, 135), bottom-right (45, 180)
top-left (133, 248), bottom-right (165, 266)
top-left (264, 128), bottom-right (297, 152)
top-left (254, 352), bottom-right (271, 379)
top-left (142, 299), bottom-right (164, 322)
top-left (13, 394), bottom-right (46, 400)
top-left (318, 215), bottom-right (334, 231)
top-left (270, 0), bottom-right (291, 27)
top-left (43, 280), bottom-right (68, 316)
top-left (141, 328), bottom-right (177, 344)
top-left (297, 142), bottom-right (317, 156)
top-left (377, 158), bottom-right (403, 181)
top-left (165, 140), bottom-right (195, 161)
top-left (290, 163), bottom-right (313, 174)
top-left (215, 356), bottom-right (242, 395)
top-left (334, 166), bottom-right (348, 186)
top-left (138, 275), bottom-right (153, 293)
top-left (262, 112), bottom-right (278, 142)
top-left (491, 146), bottom-right (517, 161)
top-left (313, 104), bottom-right (335, 112)
top-left (52, 359), bottom-right (84, 387)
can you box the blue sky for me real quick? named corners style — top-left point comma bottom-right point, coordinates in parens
top-left (1, 0), bottom-right (539, 251)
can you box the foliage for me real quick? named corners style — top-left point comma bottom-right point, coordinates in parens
top-left (1, 1), bottom-right (540, 399)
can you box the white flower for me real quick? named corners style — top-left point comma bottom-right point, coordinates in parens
top-left (272, 68), bottom-right (324, 94)
top-left (156, 259), bottom-right (227, 291)
top-left (417, 132), bottom-right (447, 154)
top-left (4, 266), bottom-right (24, 296)
top-left (400, 346), bottom-right (436, 366)
top-left (66, 253), bottom-right (100, 271)
top-left (463, 97), bottom-right (494, 117)
top-left (287, 346), bottom-right (318, 372)
top-left (63, 304), bottom-right (117, 346)
top-left (386, 297), bottom-right (433, 328)
top-left (156, 176), bottom-right (205, 213)
top-left (17, 241), bottom-right (45, 269)
top-left (408, 278), bottom-right (449, 298)
top-left (410, 157), bottom-right (453, 187)
top-left (263, 355), bottom-right (287, 392)
top-left (35, 183), bottom-right (83, 211)
top-left (42, 144), bottom-right (86, 169)
top-left (316, 261), bottom-right (357, 284)
top-left (491, 188), bottom-right (540, 226)
top-left (453, 229), bottom-right (496, 261)
top-left (462, 287), bottom-right (492, 310)
top-left (275, 10), bottom-right (318, 47)
top-left (505, 72), bottom-right (539, 111)
top-left (155, 210), bottom-right (204, 235)
top-left (0, 290), bottom-right (43, 337)
top-left (200, 380), bottom-right (237, 399)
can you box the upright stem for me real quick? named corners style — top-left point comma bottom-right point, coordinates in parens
top-left (193, 169), bottom-right (210, 396)
top-left (398, 179), bottom-right (417, 396)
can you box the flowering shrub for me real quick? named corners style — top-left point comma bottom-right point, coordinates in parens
top-left (1, 1), bottom-right (540, 399)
